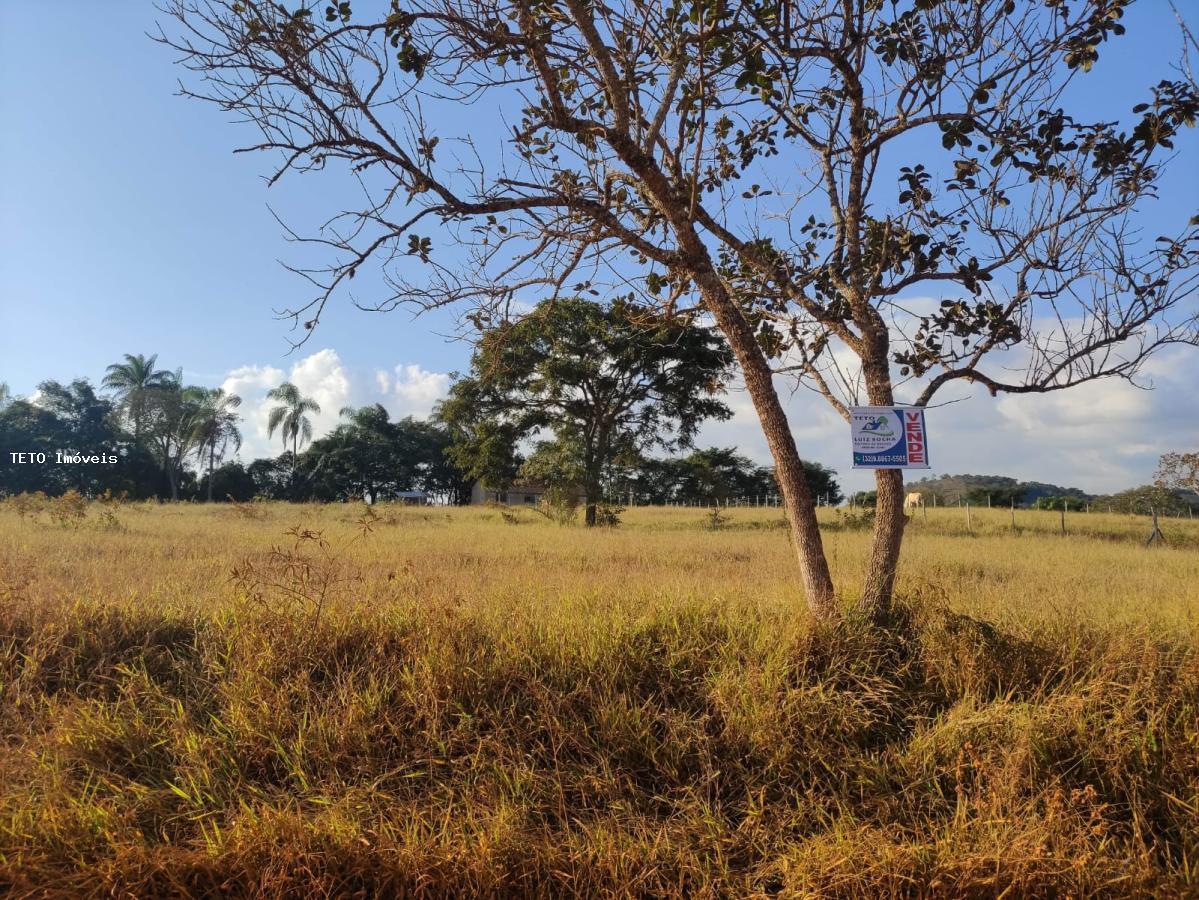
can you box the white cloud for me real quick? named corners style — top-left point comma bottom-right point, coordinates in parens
top-left (288, 348), bottom-right (353, 441)
top-left (221, 364), bottom-right (284, 398)
top-left (221, 350), bottom-right (452, 462)
top-left (390, 364), bottom-right (451, 417)
top-left (221, 363), bottom-right (289, 460)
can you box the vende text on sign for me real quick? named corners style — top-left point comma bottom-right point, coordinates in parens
top-left (849, 406), bottom-right (930, 470)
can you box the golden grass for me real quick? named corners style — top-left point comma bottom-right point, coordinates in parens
top-left (1, 500), bottom-right (1197, 897)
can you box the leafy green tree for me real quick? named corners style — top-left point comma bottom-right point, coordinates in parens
top-left (247, 456), bottom-right (291, 500)
top-left (102, 353), bottom-right (173, 444)
top-left (851, 491), bottom-right (879, 509)
top-left (439, 298), bottom-right (734, 525)
top-left (678, 448), bottom-right (759, 504)
top-left (1034, 496), bottom-right (1077, 512)
top-left (190, 388), bottom-right (243, 501)
top-left (297, 406), bottom-right (472, 503)
top-left (267, 382), bottom-right (321, 464)
top-left (0, 396), bottom-right (72, 496)
top-left (143, 375), bottom-right (204, 501)
top-left (0, 380), bottom-right (162, 498)
top-left (964, 485), bottom-right (1026, 507)
top-left (625, 449), bottom-right (841, 507)
top-left (1094, 484), bottom-right (1195, 515)
top-left (199, 461), bottom-right (257, 502)
top-left (34, 380), bottom-right (115, 450)
top-left (798, 463), bottom-right (843, 508)
top-left (516, 439), bottom-right (588, 508)
top-left (163, 1), bottom-right (1199, 620)
top-left (33, 380), bottom-right (128, 495)
top-left (615, 456), bottom-right (685, 506)
top-left (435, 377), bottom-right (524, 498)
top-left (401, 417), bottom-right (474, 504)
top-left (303, 404), bottom-right (401, 501)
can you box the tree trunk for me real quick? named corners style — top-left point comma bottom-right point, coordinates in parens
top-left (607, 139), bottom-right (835, 616)
top-left (584, 466), bottom-right (601, 527)
top-left (207, 443), bottom-right (215, 502)
top-left (860, 468), bottom-right (905, 618)
top-left (694, 274), bottom-right (838, 620)
top-left (858, 367), bottom-right (907, 621)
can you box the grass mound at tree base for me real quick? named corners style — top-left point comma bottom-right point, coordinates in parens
top-left (2, 591), bottom-right (1196, 898)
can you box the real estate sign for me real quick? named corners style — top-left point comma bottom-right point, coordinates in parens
top-left (850, 406), bottom-right (930, 469)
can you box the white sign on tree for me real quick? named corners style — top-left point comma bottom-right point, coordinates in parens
top-left (850, 407), bottom-right (930, 470)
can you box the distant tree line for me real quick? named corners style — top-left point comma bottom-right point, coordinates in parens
top-left (0, 335), bottom-right (844, 508)
top-left (250, 404), bottom-right (474, 504)
top-left (883, 472), bottom-right (1198, 514)
top-left (8, 353), bottom-right (1186, 513)
top-left (608, 448), bottom-right (842, 507)
top-left (903, 474), bottom-right (1088, 508)
top-left (0, 357), bottom-right (245, 502)
top-left (0, 356), bottom-right (478, 504)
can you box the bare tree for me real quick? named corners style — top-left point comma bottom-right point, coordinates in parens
top-left (1173, 1), bottom-right (1199, 91)
top-left (157, 0), bottom-right (1199, 621)
top-left (1156, 451), bottom-right (1199, 495)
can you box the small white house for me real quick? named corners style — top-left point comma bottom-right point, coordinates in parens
top-left (469, 481), bottom-right (547, 506)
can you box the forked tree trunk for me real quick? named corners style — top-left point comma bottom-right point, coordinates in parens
top-left (695, 275), bottom-right (838, 620)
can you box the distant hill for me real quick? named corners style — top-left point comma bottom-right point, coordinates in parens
top-left (1013, 480), bottom-right (1093, 504)
top-left (906, 474), bottom-right (1092, 507)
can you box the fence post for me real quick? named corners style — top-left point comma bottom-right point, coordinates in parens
top-left (1146, 508), bottom-right (1166, 547)
top-left (965, 501), bottom-right (972, 533)
top-left (1060, 502), bottom-right (1067, 537)
top-left (1011, 498), bottom-right (1016, 532)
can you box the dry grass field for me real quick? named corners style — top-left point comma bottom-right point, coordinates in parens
top-left (2, 498), bottom-right (1198, 897)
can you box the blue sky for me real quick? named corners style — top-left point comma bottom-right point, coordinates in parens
top-left (2, 2), bottom-right (1197, 494)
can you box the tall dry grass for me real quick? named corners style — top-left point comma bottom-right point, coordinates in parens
top-left (1, 500), bottom-right (1197, 897)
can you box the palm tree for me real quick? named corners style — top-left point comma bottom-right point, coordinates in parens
top-left (267, 382), bottom-right (321, 466)
top-left (102, 353), bottom-right (172, 443)
top-left (191, 388), bottom-right (243, 501)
